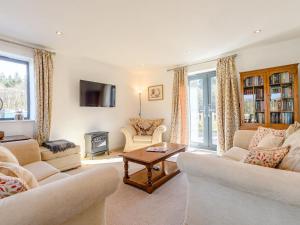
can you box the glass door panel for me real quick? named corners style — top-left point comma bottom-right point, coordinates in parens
top-left (188, 71), bottom-right (216, 150)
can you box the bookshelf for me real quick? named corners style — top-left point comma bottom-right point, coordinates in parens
top-left (240, 64), bottom-right (299, 130)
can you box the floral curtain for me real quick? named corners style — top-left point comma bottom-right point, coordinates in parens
top-left (170, 67), bottom-right (188, 144)
top-left (216, 55), bottom-right (240, 154)
top-left (34, 49), bottom-right (53, 145)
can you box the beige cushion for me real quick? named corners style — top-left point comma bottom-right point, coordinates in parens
top-left (0, 146), bottom-right (19, 164)
top-left (279, 129), bottom-right (300, 171)
top-left (285, 121), bottom-right (300, 138)
top-left (1, 139), bottom-right (41, 166)
top-left (222, 147), bottom-right (249, 161)
top-left (130, 118), bottom-right (164, 135)
top-left (23, 161), bottom-right (59, 181)
top-left (257, 133), bottom-right (284, 148)
top-left (133, 135), bottom-right (152, 143)
top-left (46, 153), bottom-right (81, 171)
top-left (40, 145), bottom-right (80, 161)
top-left (244, 146), bottom-right (290, 168)
top-left (0, 162), bottom-right (38, 189)
top-left (39, 172), bottom-right (70, 185)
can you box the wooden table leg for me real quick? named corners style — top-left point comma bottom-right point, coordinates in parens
top-left (161, 160), bottom-right (166, 175)
top-left (123, 158), bottom-right (129, 183)
top-left (146, 165), bottom-right (153, 193)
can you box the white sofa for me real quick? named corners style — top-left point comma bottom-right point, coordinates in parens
top-left (121, 124), bottom-right (167, 152)
top-left (177, 130), bottom-right (300, 225)
top-left (0, 139), bottom-right (119, 225)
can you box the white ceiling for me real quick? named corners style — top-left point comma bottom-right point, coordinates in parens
top-left (1, 0), bottom-right (300, 70)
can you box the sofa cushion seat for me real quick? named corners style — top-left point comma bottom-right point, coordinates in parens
top-left (39, 172), bottom-right (70, 185)
top-left (23, 161), bottom-right (59, 181)
top-left (222, 147), bottom-right (249, 161)
top-left (40, 146), bottom-right (80, 161)
top-left (133, 135), bottom-right (152, 143)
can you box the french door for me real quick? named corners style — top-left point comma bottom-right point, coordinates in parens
top-left (188, 71), bottom-right (217, 150)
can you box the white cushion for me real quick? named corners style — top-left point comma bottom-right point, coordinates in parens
top-left (39, 172), bottom-right (70, 185)
top-left (0, 146), bottom-right (19, 164)
top-left (257, 133), bottom-right (284, 148)
top-left (279, 129), bottom-right (300, 171)
top-left (222, 147), bottom-right (249, 161)
top-left (133, 135), bottom-right (152, 143)
top-left (23, 161), bottom-right (59, 181)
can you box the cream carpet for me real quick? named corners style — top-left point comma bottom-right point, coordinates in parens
top-left (68, 157), bottom-right (187, 225)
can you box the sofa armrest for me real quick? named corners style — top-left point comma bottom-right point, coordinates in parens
top-left (121, 125), bottom-right (136, 143)
top-left (1, 139), bottom-right (41, 166)
top-left (0, 166), bottom-right (120, 225)
top-left (152, 125), bottom-right (167, 143)
top-left (233, 130), bottom-right (256, 150)
top-left (177, 152), bottom-right (300, 207)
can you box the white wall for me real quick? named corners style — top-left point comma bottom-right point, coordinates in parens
top-left (136, 37), bottom-right (300, 138)
top-left (50, 54), bottom-right (139, 153)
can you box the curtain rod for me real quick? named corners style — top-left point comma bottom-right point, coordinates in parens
top-left (167, 53), bottom-right (237, 72)
top-left (0, 37), bottom-right (56, 55)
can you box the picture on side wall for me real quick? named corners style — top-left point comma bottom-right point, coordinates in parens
top-left (148, 85), bottom-right (163, 101)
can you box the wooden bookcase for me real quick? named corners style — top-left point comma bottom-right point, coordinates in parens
top-left (240, 64), bottom-right (299, 130)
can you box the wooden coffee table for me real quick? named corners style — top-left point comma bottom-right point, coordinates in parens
top-left (122, 143), bottom-right (186, 193)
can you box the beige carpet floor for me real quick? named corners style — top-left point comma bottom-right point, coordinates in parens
top-left (68, 156), bottom-right (187, 225)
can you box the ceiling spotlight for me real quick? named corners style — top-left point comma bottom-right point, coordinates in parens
top-left (254, 29), bottom-right (262, 34)
top-left (56, 31), bottom-right (63, 36)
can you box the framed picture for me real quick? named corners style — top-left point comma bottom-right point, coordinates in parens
top-left (148, 85), bottom-right (163, 101)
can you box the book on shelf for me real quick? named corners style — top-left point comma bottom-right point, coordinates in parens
top-left (255, 101), bottom-right (264, 112)
top-left (256, 113), bottom-right (265, 124)
top-left (270, 72), bottom-right (292, 85)
top-left (244, 76), bottom-right (263, 87)
top-left (271, 112), bottom-right (293, 124)
top-left (255, 88), bottom-right (264, 100)
top-left (282, 86), bottom-right (293, 98)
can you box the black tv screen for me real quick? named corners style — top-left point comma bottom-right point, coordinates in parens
top-left (80, 80), bottom-right (116, 107)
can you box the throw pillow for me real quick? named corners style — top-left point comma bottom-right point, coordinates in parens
top-left (285, 121), bottom-right (300, 138)
top-left (244, 146), bottom-right (290, 168)
top-left (130, 118), bottom-right (164, 136)
top-left (0, 146), bottom-right (19, 164)
top-left (248, 127), bottom-right (285, 150)
top-left (0, 162), bottom-right (38, 189)
top-left (257, 133), bottom-right (284, 148)
top-left (0, 173), bottom-right (27, 199)
top-left (279, 129), bottom-right (300, 172)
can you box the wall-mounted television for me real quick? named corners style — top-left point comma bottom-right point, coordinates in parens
top-left (80, 80), bottom-right (116, 107)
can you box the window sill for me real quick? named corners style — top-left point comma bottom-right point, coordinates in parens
top-left (0, 120), bottom-right (35, 123)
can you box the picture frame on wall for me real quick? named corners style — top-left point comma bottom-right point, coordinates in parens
top-left (148, 85), bottom-right (163, 101)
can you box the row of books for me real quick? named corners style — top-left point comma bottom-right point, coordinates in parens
top-left (270, 86), bottom-right (293, 99)
top-left (255, 88), bottom-right (264, 100)
top-left (255, 101), bottom-right (264, 112)
top-left (270, 99), bottom-right (294, 112)
top-left (244, 76), bottom-right (264, 87)
top-left (270, 72), bottom-right (292, 85)
top-left (282, 86), bottom-right (293, 98)
top-left (256, 113), bottom-right (265, 124)
top-left (270, 112), bottom-right (293, 124)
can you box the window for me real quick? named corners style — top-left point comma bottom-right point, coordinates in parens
top-left (0, 55), bottom-right (30, 120)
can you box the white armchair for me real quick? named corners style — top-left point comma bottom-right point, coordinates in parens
top-left (121, 124), bottom-right (167, 152)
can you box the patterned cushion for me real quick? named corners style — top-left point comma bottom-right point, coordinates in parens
top-left (130, 118), bottom-right (164, 136)
top-left (248, 127), bottom-right (285, 150)
top-left (256, 133), bottom-right (284, 148)
top-left (244, 146), bottom-right (290, 168)
top-left (0, 174), bottom-right (27, 199)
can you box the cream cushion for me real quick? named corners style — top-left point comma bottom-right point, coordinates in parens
top-left (23, 161), bottom-right (59, 181)
top-left (0, 162), bottom-right (38, 189)
top-left (0, 146), bottom-right (19, 164)
top-left (257, 133), bottom-right (284, 148)
top-left (285, 121), bottom-right (300, 138)
top-left (1, 139), bottom-right (41, 166)
top-left (133, 135), bottom-right (152, 142)
top-left (46, 154), bottom-right (81, 172)
top-left (279, 129), bottom-right (300, 171)
top-left (222, 147), bottom-right (249, 161)
top-left (39, 172), bottom-right (70, 185)
top-left (40, 146), bottom-right (80, 161)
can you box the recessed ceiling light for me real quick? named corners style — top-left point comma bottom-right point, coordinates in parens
top-left (56, 31), bottom-right (63, 36)
top-left (254, 29), bottom-right (262, 34)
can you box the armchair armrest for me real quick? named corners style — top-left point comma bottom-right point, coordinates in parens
top-left (0, 166), bottom-right (120, 225)
top-left (177, 152), bottom-right (300, 207)
top-left (152, 125), bottom-right (167, 143)
top-left (121, 125), bottom-right (136, 144)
